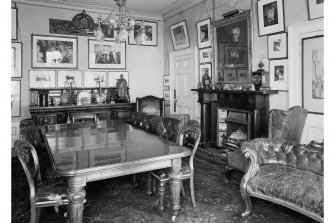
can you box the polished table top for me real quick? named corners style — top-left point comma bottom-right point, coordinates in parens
top-left (42, 120), bottom-right (191, 175)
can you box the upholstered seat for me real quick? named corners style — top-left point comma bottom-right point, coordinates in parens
top-left (15, 140), bottom-right (69, 223)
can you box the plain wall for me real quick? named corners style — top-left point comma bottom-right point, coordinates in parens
top-left (163, 0), bottom-right (311, 110)
top-left (12, 3), bottom-right (164, 123)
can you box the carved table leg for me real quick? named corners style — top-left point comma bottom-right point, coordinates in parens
top-left (169, 158), bottom-right (183, 221)
top-left (158, 180), bottom-right (166, 216)
top-left (67, 175), bottom-right (87, 223)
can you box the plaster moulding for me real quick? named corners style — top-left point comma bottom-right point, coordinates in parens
top-left (161, 0), bottom-right (207, 20)
top-left (13, 0), bottom-right (163, 21)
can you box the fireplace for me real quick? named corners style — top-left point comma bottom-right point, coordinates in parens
top-left (217, 108), bottom-right (251, 150)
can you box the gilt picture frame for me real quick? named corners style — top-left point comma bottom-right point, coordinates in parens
top-left (12, 42), bottom-right (22, 78)
top-left (170, 20), bottom-right (190, 51)
top-left (302, 35), bottom-right (324, 114)
top-left (31, 34), bottom-right (78, 69)
top-left (129, 20), bottom-right (158, 46)
top-left (197, 18), bottom-right (212, 49)
top-left (88, 39), bottom-right (126, 69)
top-left (257, 0), bottom-right (285, 36)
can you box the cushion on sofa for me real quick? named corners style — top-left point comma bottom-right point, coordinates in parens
top-left (249, 164), bottom-right (324, 217)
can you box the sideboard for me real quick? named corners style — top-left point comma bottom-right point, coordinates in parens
top-left (29, 103), bottom-right (136, 125)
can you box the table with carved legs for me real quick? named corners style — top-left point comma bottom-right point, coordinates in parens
top-left (42, 120), bottom-right (190, 223)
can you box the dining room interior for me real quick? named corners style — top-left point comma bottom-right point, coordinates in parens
top-left (8, 0), bottom-right (330, 222)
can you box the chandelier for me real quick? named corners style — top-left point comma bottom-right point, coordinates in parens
top-left (94, 0), bottom-right (146, 44)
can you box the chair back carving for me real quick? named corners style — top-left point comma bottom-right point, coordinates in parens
top-left (136, 95), bottom-right (165, 116)
top-left (15, 140), bottom-right (42, 201)
top-left (268, 106), bottom-right (307, 144)
top-left (157, 117), bottom-right (182, 143)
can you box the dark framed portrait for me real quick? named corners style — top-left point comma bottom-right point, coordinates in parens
top-left (257, 0), bottom-right (285, 36)
top-left (214, 11), bottom-right (252, 83)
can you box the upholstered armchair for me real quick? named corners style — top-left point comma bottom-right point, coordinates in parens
top-left (15, 140), bottom-right (69, 223)
top-left (136, 95), bottom-right (165, 116)
top-left (225, 106), bottom-right (308, 180)
top-left (240, 139), bottom-right (323, 222)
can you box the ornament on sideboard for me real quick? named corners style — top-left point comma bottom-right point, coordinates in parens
top-left (116, 74), bottom-right (129, 101)
top-left (202, 69), bottom-right (212, 89)
top-left (252, 61), bottom-right (268, 91)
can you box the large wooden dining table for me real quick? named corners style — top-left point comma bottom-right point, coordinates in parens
top-left (41, 120), bottom-right (191, 223)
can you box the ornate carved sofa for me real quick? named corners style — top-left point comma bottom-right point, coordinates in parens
top-left (240, 138), bottom-right (324, 222)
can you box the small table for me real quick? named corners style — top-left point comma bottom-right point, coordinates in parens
top-left (42, 120), bottom-right (191, 223)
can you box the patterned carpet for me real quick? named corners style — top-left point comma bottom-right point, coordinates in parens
top-left (11, 157), bottom-right (315, 223)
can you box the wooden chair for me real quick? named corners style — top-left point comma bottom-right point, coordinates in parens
top-left (149, 119), bottom-right (201, 215)
top-left (136, 95), bottom-right (165, 116)
top-left (15, 140), bottom-right (69, 223)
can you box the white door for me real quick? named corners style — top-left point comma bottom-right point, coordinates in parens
top-left (169, 47), bottom-right (199, 121)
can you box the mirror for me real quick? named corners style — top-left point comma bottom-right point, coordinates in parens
top-left (214, 11), bottom-right (252, 84)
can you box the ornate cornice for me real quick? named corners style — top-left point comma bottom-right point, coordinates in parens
top-left (13, 0), bottom-right (163, 21)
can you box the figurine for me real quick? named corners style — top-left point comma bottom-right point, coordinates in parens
top-left (116, 74), bottom-right (128, 99)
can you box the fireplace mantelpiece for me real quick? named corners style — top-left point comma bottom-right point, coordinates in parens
top-left (191, 89), bottom-right (278, 148)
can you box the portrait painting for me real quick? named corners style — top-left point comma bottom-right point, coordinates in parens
top-left (11, 80), bottom-right (21, 117)
top-left (170, 20), bottom-right (190, 50)
top-left (257, 0), bottom-right (284, 36)
top-left (214, 11), bottom-right (251, 83)
top-left (108, 71), bottom-right (129, 87)
top-left (12, 42), bottom-right (22, 78)
top-left (268, 32), bottom-right (287, 59)
top-left (83, 71), bottom-right (107, 87)
top-left (129, 21), bottom-right (158, 46)
top-left (197, 18), bottom-right (212, 49)
top-left (308, 0), bottom-right (324, 20)
top-left (31, 34), bottom-right (78, 68)
top-left (269, 59), bottom-right (288, 90)
top-left (57, 70), bottom-right (82, 87)
top-left (302, 35), bottom-right (323, 113)
top-left (88, 39), bottom-right (126, 69)
top-left (29, 70), bottom-right (56, 88)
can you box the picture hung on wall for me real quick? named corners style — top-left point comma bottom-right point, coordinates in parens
top-left (12, 7), bottom-right (18, 40)
top-left (88, 39), bottom-right (126, 69)
top-left (269, 59), bottom-right (288, 90)
top-left (84, 71), bottom-right (107, 87)
top-left (302, 35), bottom-right (324, 114)
top-left (199, 48), bottom-right (212, 64)
top-left (57, 70), bottom-right (82, 87)
top-left (29, 70), bottom-right (56, 88)
top-left (199, 63), bottom-right (212, 83)
top-left (267, 32), bottom-right (287, 59)
top-left (11, 80), bottom-right (21, 117)
top-left (237, 69), bottom-right (249, 83)
top-left (108, 71), bottom-right (129, 87)
top-left (307, 0), bottom-right (324, 20)
top-left (163, 90), bottom-right (170, 101)
top-left (214, 11), bottom-right (252, 83)
top-left (197, 18), bottom-right (212, 49)
top-left (170, 20), bottom-right (190, 51)
top-left (257, 0), bottom-right (285, 36)
top-left (31, 34), bottom-right (78, 68)
top-left (129, 21), bottom-right (158, 46)
top-left (12, 42), bottom-right (22, 78)
top-left (163, 75), bottom-right (170, 87)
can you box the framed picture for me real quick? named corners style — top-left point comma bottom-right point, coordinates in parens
top-left (170, 20), bottom-right (190, 51)
top-left (199, 63), bottom-right (212, 82)
top-left (83, 71), bottom-right (107, 87)
top-left (31, 34), bottom-right (78, 69)
top-left (129, 21), bottom-right (158, 46)
top-left (88, 39), bottom-right (126, 69)
top-left (163, 76), bottom-right (170, 87)
top-left (257, 0), bottom-right (285, 36)
top-left (199, 48), bottom-right (212, 64)
top-left (267, 32), bottom-right (287, 59)
top-left (269, 59), bottom-right (288, 90)
top-left (29, 70), bottom-right (56, 88)
top-left (11, 80), bottom-right (21, 117)
top-left (108, 71), bottom-right (129, 87)
top-left (197, 18), bottom-right (212, 49)
top-left (302, 35), bottom-right (324, 114)
top-left (12, 7), bottom-right (18, 40)
top-left (214, 11), bottom-right (252, 83)
top-left (163, 90), bottom-right (170, 101)
top-left (12, 42), bottom-right (22, 78)
top-left (236, 69), bottom-right (249, 83)
top-left (57, 70), bottom-right (82, 87)
top-left (307, 0), bottom-right (324, 20)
